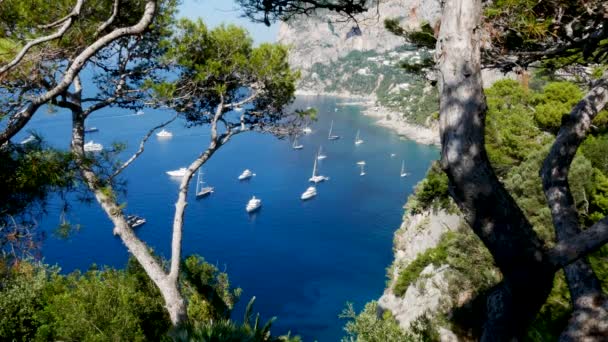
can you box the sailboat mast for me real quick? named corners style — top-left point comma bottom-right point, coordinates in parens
top-left (328, 121), bottom-right (333, 138)
top-left (196, 169), bottom-right (201, 193)
top-left (312, 157), bottom-right (317, 177)
top-left (401, 161), bottom-right (404, 174)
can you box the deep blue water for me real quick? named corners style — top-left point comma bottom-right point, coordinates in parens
top-left (21, 96), bottom-right (438, 341)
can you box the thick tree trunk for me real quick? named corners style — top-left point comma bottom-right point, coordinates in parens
top-left (436, 0), bottom-right (555, 339)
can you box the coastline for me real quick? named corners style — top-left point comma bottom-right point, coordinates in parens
top-left (295, 90), bottom-right (440, 146)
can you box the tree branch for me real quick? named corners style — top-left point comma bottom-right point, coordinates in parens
top-left (95, 0), bottom-right (120, 37)
top-left (0, 0), bottom-right (157, 146)
top-left (109, 114), bottom-right (178, 180)
top-left (548, 217), bottom-right (608, 268)
top-left (0, 0), bottom-right (85, 76)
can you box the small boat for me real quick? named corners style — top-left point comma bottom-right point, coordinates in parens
top-left (156, 129), bottom-right (173, 138)
top-left (302, 126), bottom-right (312, 134)
top-left (238, 169), bottom-right (255, 181)
top-left (292, 136), bottom-right (303, 150)
top-left (126, 215), bottom-right (146, 228)
top-left (355, 129), bottom-right (364, 145)
top-left (357, 161), bottom-right (366, 166)
top-left (309, 157), bottom-right (329, 183)
top-left (400, 160), bottom-right (409, 178)
top-left (301, 186), bottom-right (317, 200)
top-left (84, 127), bottom-right (99, 133)
top-left (234, 107), bottom-right (244, 112)
top-left (334, 107), bottom-right (338, 112)
top-left (196, 169), bottom-right (214, 198)
top-left (83, 140), bottom-right (103, 152)
top-left (328, 120), bottom-right (340, 140)
top-left (246, 196), bottom-right (262, 213)
top-left (317, 146), bottom-right (327, 160)
top-left (20, 135), bottom-right (36, 145)
top-left (136, 110), bottom-right (144, 116)
top-left (167, 167), bottom-right (187, 177)
top-left (390, 153), bottom-right (396, 158)
top-left (359, 163), bottom-right (366, 176)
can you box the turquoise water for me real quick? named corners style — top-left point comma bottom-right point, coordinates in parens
top-left (24, 96), bottom-right (438, 341)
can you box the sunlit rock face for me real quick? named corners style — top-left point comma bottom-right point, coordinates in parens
top-left (277, 0), bottom-right (441, 76)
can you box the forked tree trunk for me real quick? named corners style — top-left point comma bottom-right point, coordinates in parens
top-left (436, 0), bottom-right (555, 339)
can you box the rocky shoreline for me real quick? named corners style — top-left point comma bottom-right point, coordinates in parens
top-left (296, 91), bottom-right (440, 146)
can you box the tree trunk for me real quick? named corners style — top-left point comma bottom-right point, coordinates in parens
top-left (69, 92), bottom-right (187, 326)
top-left (436, 0), bottom-right (555, 339)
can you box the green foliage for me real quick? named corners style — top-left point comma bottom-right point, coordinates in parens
top-left (340, 301), bottom-right (418, 342)
top-left (162, 19), bottom-right (299, 125)
top-left (532, 82), bottom-right (583, 131)
top-left (172, 297), bottom-right (300, 342)
top-left (384, 19), bottom-right (436, 49)
top-left (0, 255), bottom-right (248, 341)
top-left (405, 162), bottom-right (450, 215)
top-left (582, 133), bottom-right (608, 175)
top-left (393, 237), bottom-right (449, 296)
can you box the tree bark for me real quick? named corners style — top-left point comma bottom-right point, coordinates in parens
top-left (436, 0), bottom-right (554, 339)
top-left (540, 72), bottom-right (608, 341)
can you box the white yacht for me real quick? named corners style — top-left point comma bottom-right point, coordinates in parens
top-left (196, 169), bottom-right (214, 198)
top-left (400, 160), bottom-right (409, 178)
top-left (355, 129), bottom-right (364, 145)
top-left (20, 135), bottom-right (36, 145)
top-left (84, 127), bottom-right (99, 133)
top-left (390, 153), bottom-right (396, 158)
top-left (83, 140), bottom-right (103, 152)
top-left (292, 136), bottom-right (303, 150)
top-left (238, 169), bottom-right (255, 180)
top-left (359, 163), bottom-right (366, 176)
top-left (136, 110), bottom-right (144, 116)
top-left (156, 129), bottom-right (173, 138)
top-left (302, 126), bottom-right (312, 135)
top-left (356, 161), bottom-right (366, 166)
top-left (328, 120), bottom-right (340, 140)
top-left (246, 196), bottom-right (262, 213)
top-left (317, 146), bottom-right (327, 160)
top-left (309, 157), bottom-right (329, 183)
top-left (234, 107), bottom-right (244, 112)
top-left (300, 186), bottom-right (317, 200)
top-left (166, 167), bottom-right (187, 177)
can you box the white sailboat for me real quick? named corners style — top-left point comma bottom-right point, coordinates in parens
top-left (246, 196), bottom-right (262, 213)
top-left (238, 169), bottom-right (255, 180)
top-left (300, 186), bottom-right (317, 200)
top-left (83, 140), bottom-right (103, 152)
top-left (167, 167), bottom-right (187, 177)
top-left (317, 146), bottom-right (327, 160)
top-left (196, 169), bottom-right (214, 198)
top-left (356, 160), bottom-right (366, 166)
top-left (400, 160), bottom-right (409, 177)
top-left (292, 136), bottom-right (303, 150)
top-left (302, 125), bottom-right (312, 134)
top-left (156, 129), bottom-right (173, 138)
top-left (127, 215), bottom-right (146, 228)
top-left (355, 129), bottom-right (364, 145)
top-left (328, 120), bottom-right (340, 140)
top-left (309, 157), bottom-right (329, 183)
top-left (359, 163), bottom-right (366, 176)
top-left (135, 110), bottom-right (144, 116)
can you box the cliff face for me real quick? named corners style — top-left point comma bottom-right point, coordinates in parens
top-left (278, 0), bottom-right (440, 74)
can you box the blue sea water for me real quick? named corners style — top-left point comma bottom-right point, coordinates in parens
top-left (22, 96), bottom-right (438, 341)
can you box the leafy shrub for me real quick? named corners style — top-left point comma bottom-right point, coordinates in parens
top-left (406, 162), bottom-right (450, 215)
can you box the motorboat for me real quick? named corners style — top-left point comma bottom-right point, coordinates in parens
top-left (127, 215), bottom-right (146, 228)
top-left (83, 140), bottom-right (103, 152)
top-left (301, 186), bottom-right (317, 200)
top-left (302, 126), bottom-right (312, 134)
top-left (166, 167), bottom-right (187, 177)
top-left (356, 161), bottom-right (366, 166)
top-left (246, 196), bottom-right (262, 213)
top-left (156, 129), bottom-right (173, 138)
top-left (238, 169), bottom-right (255, 180)
top-left (136, 110), bottom-right (144, 116)
top-left (20, 135), bottom-right (36, 145)
top-left (84, 127), bottom-right (99, 133)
